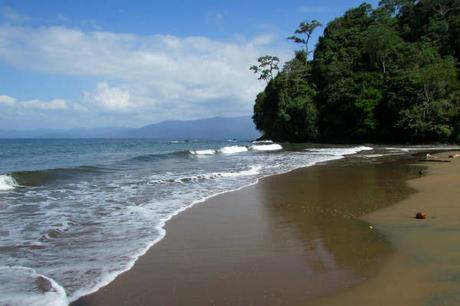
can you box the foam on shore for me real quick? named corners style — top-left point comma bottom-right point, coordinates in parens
top-left (0, 266), bottom-right (68, 306)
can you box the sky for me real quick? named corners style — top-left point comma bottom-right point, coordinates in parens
top-left (0, 0), bottom-right (378, 130)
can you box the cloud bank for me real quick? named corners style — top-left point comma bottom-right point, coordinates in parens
top-left (0, 24), bottom-right (287, 127)
top-left (0, 94), bottom-right (69, 110)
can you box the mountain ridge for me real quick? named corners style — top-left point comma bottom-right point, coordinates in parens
top-left (0, 116), bottom-right (260, 140)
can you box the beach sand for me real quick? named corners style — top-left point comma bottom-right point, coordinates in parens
top-left (73, 153), bottom-right (460, 306)
top-left (311, 152), bottom-right (460, 306)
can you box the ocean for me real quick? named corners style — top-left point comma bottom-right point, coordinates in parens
top-left (0, 139), bottom-right (456, 306)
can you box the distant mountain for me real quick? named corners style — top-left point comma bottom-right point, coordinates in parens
top-left (124, 116), bottom-right (260, 140)
top-left (0, 116), bottom-right (260, 140)
top-left (0, 127), bottom-right (131, 139)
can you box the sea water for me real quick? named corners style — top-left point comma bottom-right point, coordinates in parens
top-left (0, 138), bottom-right (457, 305)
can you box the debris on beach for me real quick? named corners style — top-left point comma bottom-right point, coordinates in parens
top-left (420, 153), bottom-right (450, 162)
top-left (415, 212), bottom-right (427, 220)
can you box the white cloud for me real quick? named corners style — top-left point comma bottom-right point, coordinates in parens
top-left (0, 94), bottom-right (68, 110)
top-left (85, 82), bottom-right (133, 111)
top-left (22, 98), bottom-right (68, 110)
top-left (253, 34), bottom-right (276, 46)
top-left (0, 25), bottom-right (289, 123)
top-left (0, 95), bottom-right (16, 105)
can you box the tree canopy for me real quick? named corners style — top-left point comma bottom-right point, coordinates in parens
top-left (252, 0), bottom-right (460, 143)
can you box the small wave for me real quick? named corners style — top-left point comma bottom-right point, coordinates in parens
top-left (149, 166), bottom-right (261, 184)
top-left (307, 146), bottom-right (372, 156)
top-left (130, 151), bottom-right (188, 162)
top-left (0, 266), bottom-right (68, 306)
top-left (362, 154), bottom-right (385, 158)
top-left (9, 165), bottom-right (109, 187)
top-left (386, 147), bottom-right (410, 152)
top-left (0, 174), bottom-right (17, 191)
top-left (190, 144), bottom-right (283, 155)
top-left (250, 144), bottom-right (283, 151)
top-left (189, 149), bottom-right (217, 155)
top-left (218, 146), bottom-right (248, 154)
top-left (252, 140), bottom-right (273, 145)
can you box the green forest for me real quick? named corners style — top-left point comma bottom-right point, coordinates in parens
top-left (251, 0), bottom-right (460, 143)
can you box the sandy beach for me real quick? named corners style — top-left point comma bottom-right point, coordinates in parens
top-left (73, 152), bottom-right (460, 306)
top-left (311, 151), bottom-right (460, 305)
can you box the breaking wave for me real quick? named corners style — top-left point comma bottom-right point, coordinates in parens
top-left (218, 146), bottom-right (248, 154)
top-left (7, 166), bottom-right (109, 187)
top-left (250, 144), bottom-right (283, 151)
top-left (0, 174), bottom-right (18, 191)
top-left (149, 165), bottom-right (262, 185)
top-left (306, 146), bottom-right (373, 156)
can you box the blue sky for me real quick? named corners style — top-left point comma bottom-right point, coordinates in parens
top-left (0, 0), bottom-right (378, 129)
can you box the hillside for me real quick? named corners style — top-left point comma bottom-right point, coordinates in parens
top-left (252, 1), bottom-right (460, 143)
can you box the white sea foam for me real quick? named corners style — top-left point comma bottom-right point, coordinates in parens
top-left (0, 266), bottom-right (68, 306)
top-left (149, 165), bottom-right (262, 184)
top-left (307, 146), bottom-right (373, 156)
top-left (218, 146), bottom-right (248, 154)
top-left (189, 149), bottom-right (216, 155)
top-left (0, 174), bottom-right (17, 191)
top-left (218, 165), bottom-right (261, 177)
top-left (386, 146), bottom-right (460, 152)
top-left (250, 143), bottom-right (283, 151)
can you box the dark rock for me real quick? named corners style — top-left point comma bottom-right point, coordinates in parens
top-left (35, 276), bottom-right (53, 293)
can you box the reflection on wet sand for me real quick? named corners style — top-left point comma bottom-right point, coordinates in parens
top-left (258, 159), bottom-right (420, 279)
top-left (311, 152), bottom-right (460, 306)
top-left (73, 157), bottom-right (421, 306)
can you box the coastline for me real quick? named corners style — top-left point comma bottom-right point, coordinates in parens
top-left (73, 153), bottom-right (425, 306)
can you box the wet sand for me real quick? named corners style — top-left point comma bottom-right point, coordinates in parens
top-left (73, 155), bottom-right (425, 306)
top-left (311, 152), bottom-right (460, 306)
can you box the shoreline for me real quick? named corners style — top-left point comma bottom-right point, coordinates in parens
top-left (67, 150), bottom-right (352, 303)
top-left (73, 153), bottom-right (424, 306)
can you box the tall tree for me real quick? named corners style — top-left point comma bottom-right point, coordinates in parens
top-left (249, 55), bottom-right (280, 82)
top-left (364, 20), bottom-right (402, 74)
top-left (287, 20), bottom-right (322, 59)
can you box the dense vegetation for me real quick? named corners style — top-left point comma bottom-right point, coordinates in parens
top-left (251, 0), bottom-right (460, 143)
